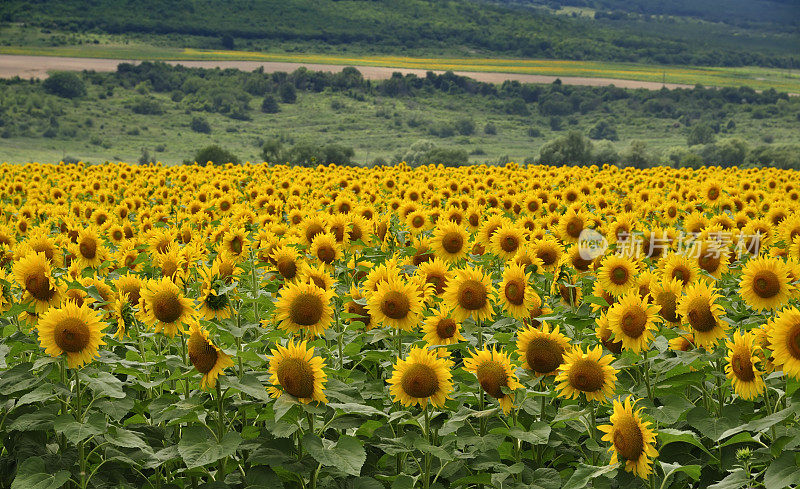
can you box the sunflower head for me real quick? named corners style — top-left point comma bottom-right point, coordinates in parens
top-left (388, 346), bottom-right (453, 408)
top-left (268, 339), bottom-right (327, 404)
top-left (598, 396), bottom-right (659, 478)
top-left (36, 301), bottom-right (107, 368)
top-left (463, 347), bottom-right (523, 414)
top-left (516, 322), bottom-right (571, 376)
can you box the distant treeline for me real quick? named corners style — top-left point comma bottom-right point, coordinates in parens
top-left (0, 0), bottom-right (797, 68)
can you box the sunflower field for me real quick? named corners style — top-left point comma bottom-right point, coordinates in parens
top-left (1, 161), bottom-right (800, 489)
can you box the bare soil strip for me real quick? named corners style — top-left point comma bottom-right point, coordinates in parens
top-left (0, 54), bottom-right (694, 90)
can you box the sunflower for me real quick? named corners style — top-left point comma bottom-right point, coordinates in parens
top-left (140, 277), bottom-right (194, 337)
top-left (497, 262), bottom-right (535, 320)
top-left (422, 308), bottom-right (465, 346)
top-left (596, 311), bottom-right (623, 354)
top-left (516, 322), bottom-right (571, 376)
top-left (388, 346), bottom-right (453, 408)
top-left (769, 307), bottom-right (800, 379)
top-left (221, 226), bottom-right (248, 258)
top-left (416, 257), bottom-right (452, 298)
top-left (557, 207), bottom-right (590, 244)
top-left (555, 345), bottom-right (618, 402)
top-left (184, 319), bottom-right (231, 383)
top-left (299, 261), bottom-right (335, 291)
top-left (73, 227), bottom-right (107, 269)
top-left (431, 221), bottom-right (469, 263)
top-left (598, 396), bottom-right (659, 478)
top-left (660, 253), bottom-right (699, 287)
top-left (198, 274), bottom-right (232, 321)
top-left (724, 331), bottom-right (765, 400)
top-left (271, 245), bottom-right (302, 282)
top-left (606, 291), bottom-right (661, 353)
top-left (531, 237), bottom-right (564, 273)
top-left (490, 223), bottom-right (525, 261)
top-left (13, 251), bottom-right (63, 313)
top-left (268, 339), bottom-right (327, 404)
top-left (442, 266), bottom-right (495, 323)
top-left (676, 280), bottom-right (728, 349)
top-left (597, 255), bottom-right (639, 298)
top-left (344, 286), bottom-right (373, 330)
top-left (367, 275), bottom-right (424, 331)
top-left (669, 334), bottom-right (695, 352)
top-left (274, 281), bottom-right (334, 337)
top-left (650, 277), bottom-right (683, 326)
top-left (739, 256), bottom-right (792, 311)
top-left (310, 232), bottom-right (342, 266)
top-left (36, 301), bottom-right (106, 368)
top-left (463, 347), bottom-right (523, 414)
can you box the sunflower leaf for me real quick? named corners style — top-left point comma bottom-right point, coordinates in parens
top-left (178, 426), bottom-right (241, 469)
top-left (53, 412), bottom-right (107, 445)
top-left (764, 452), bottom-right (800, 489)
top-left (81, 369), bottom-right (126, 399)
top-left (562, 463), bottom-right (618, 489)
top-left (303, 433), bottom-right (366, 476)
top-left (10, 456), bottom-right (70, 489)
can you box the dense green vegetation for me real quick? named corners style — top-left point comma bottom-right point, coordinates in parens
top-left (1, 0), bottom-right (797, 68)
top-left (1, 63), bottom-right (798, 167)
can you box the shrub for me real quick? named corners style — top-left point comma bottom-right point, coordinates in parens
top-left (484, 123), bottom-right (497, 135)
top-left (261, 95), bottom-right (280, 113)
top-left (43, 72), bottom-right (86, 99)
top-left (588, 120), bottom-right (618, 141)
top-left (279, 84), bottom-right (297, 104)
top-left (190, 116), bottom-right (211, 134)
top-left (130, 97), bottom-right (164, 115)
top-left (191, 145), bottom-right (240, 166)
top-left (687, 123), bottom-right (715, 146)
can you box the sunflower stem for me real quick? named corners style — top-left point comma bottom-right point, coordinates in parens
top-left (335, 299), bottom-right (344, 370)
top-left (423, 404), bottom-right (431, 489)
top-left (74, 369), bottom-right (87, 489)
top-left (642, 354), bottom-right (653, 402)
top-left (215, 382), bottom-right (226, 480)
top-left (589, 403), bottom-right (597, 466)
top-left (181, 332), bottom-right (190, 400)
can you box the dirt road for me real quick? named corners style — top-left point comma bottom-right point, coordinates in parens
top-left (0, 54), bottom-right (694, 90)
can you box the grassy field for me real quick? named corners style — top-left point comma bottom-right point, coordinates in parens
top-left (2, 44), bottom-right (799, 93)
top-left (1, 77), bottom-right (798, 166)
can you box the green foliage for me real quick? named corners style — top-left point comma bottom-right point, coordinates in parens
top-left (588, 120), bottom-right (618, 141)
top-left (687, 123), bottom-right (716, 145)
top-left (189, 116), bottom-right (211, 134)
top-left (260, 95), bottom-right (280, 114)
top-left (279, 84), bottom-right (296, 104)
top-left (42, 71), bottom-right (86, 99)
top-left (192, 144), bottom-right (240, 165)
top-left (538, 131), bottom-right (593, 165)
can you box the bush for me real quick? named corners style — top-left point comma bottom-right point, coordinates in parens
top-left (527, 127), bottom-right (543, 138)
top-left (190, 116), bottom-right (211, 134)
top-left (423, 147), bottom-right (469, 166)
top-left (260, 95), bottom-right (280, 114)
top-left (130, 97), bottom-right (164, 115)
top-left (43, 72), bottom-right (86, 99)
top-left (588, 120), bottom-right (618, 141)
top-left (621, 140), bottom-right (650, 169)
top-left (687, 123), bottom-right (715, 146)
top-left (483, 123), bottom-right (497, 135)
top-left (261, 139), bottom-right (283, 163)
top-left (279, 84), bottom-right (297, 104)
top-left (428, 121), bottom-right (456, 138)
top-left (454, 118), bottom-right (475, 136)
top-left (191, 145), bottom-right (240, 166)
top-left (548, 116), bottom-right (563, 131)
top-left (538, 131), bottom-right (593, 166)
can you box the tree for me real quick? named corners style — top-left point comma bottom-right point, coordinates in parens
top-left (538, 131), bottom-right (593, 165)
top-left (261, 95), bottom-right (280, 113)
top-left (43, 72), bottom-right (86, 99)
top-left (321, 144), bottom-right (355, 166)
top-left (279, 84), bottom-right (297, 104)
top-left (687, 123), bottom-right (715, 146)
top-left (423, 147), bottom-right (469, 166)
top-left (192, 145), bottom-right (239, 166)
top-left (221, 34), bottom-right (235, 50)
top-left (621, 140), bottom-right (650, 168)
top-left (190, 116), bottom-right (211, 134)
top-left (261, 139), bottom-right (283, 163)
top-left (592, 141), bottom-right (619, 165)
top-left (588, 120), bottom-right (618, 141)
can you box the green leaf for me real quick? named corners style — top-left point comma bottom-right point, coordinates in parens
top-left (707, 469), bottom-right (749, 489)
top-left (530, 468), bottom-right (561, 489)
top-left (53, 412), bottom-right (107, 445)
top-left (562, 464), bottom-right (618, 489)
top-left (10, 457), bottom-right (70, 489)
top-left (225, 373), bottom-right (271, 402)
top-left (657, 429), bottom-right (715, 457)
top-left (328, 402), bottom-right (388, 417)
top-left (660, 461), bottom-right (701, 482)
top-left (105, 426), bottom-right (146, 449)
top-left (8, 405), bottom-right (60, 431)
top-left (718, 404), bottom-right (800, 440)
top-left (16, 384), bottom-right (54, 406)
top-left (352, 477), bottom-right (383, 489)
top-left (507, 422), bottom-right (551, 445)
top-left (765, 452), bottom-right (800, 489)
top-left (687, 405), bottom-right (741, 442)
top-left (178, 426), bottom-right (242, 469)
top-left (82, 370), bottom-right (126, 399)
top-left (391, 475), bottom-right (415, 489)
top-left (303, 433), bottom-right (366, 477)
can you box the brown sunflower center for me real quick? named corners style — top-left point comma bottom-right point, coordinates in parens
top-left (731, 350), bottom-right (755, 382)
top-left (412, 216), bottom-right (425, 228)
top-left (442, 232), bottom-right (464, 254)
top-left (538, 248), bottom-right (556, 266)
top-left (426, 272), bottom-right (446, 296)
top-left (205, 291), bottom-right (229, 311)
top-left (401, 363), bottom-right (439, 399)
top-left (501, 235), bottom-right (519, 253)
top-left (565, 218), bottom-right (583, 238)
top-left (786, 324), bottom-right (800, 360)
top-left (277, 257), bottom-right (298, 280)
top-left (657, 292), bottom-right (679, 323)
top-left (188, 333), bottom-right (218, 374)
top-left (79, 238), bottom-right (97, 259)
top-left (152, 291), bottom-right (183, 324)
top-left (25, 269), bottom-right (55, 301)
top-left (620, 306), bottom-right (647, 339)
top-left (54, 317), bottom-right (91, 353)
top-left (686, 298), bottom-right (717, 333)
top-left (476, 360), bottom-right (508, 399)
top-left (317, 245), bottom-right (336, 264)
top-left (457, 279), bottom-right (488, 311)
top-left (289, 292), bottom-right (325, 326)
top-left (380, 291), bottom-right (411, 320)
top-left (610, 266), bottom-right (629, 285)
top-left (568, 359), bottom-right (605, 392)
top-left (613, 416), bottom-right (645, 461)
top-left (698, 253), bottom-right (720, 274)
top-left (525, 337), bottom-right (564, 374)
top-left (305, 224), bottom-right (324, 244)
top-left (671, 266), bottom-right (690, 285)
top-left (230, 236), bottom-right (243, 255)
top-left (752, 270), bottom-right (780, 299)
top-left (504, 279), bottom-right (525, 306)
top-left (276, 357), bottom-right (316, 399)
top-left (435, 318), bottom-right (457, 339)
top-left (346, 302), bottom-right (371, 327)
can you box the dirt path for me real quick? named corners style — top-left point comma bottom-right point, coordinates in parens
top-left (0, 54), bottom-right (695, 90)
